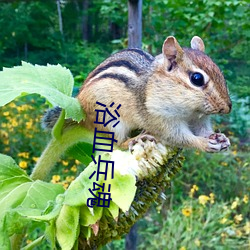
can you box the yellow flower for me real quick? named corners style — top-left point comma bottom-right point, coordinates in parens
top-left (231, 198), bottom-right (240, 209)
top-left (32, 157), bottom-right (39, 162)
top-left (189, 184), bottom-right (199, 197)
top-left (9, 102), bottom-right (16, 108)
top-left (70, 165), bottom-right (77, 172)
top-left (221, 232), bottom-right (227, 238)
top-left (62, 160), bottom-right (69, 166)
top-left (66, 176), bottom-right (75, 182)
top-left (194, 238), bottom-right (201, 247)
top-left (209, 193), bottom-right (215, 204)
top-left (221, 162), bottom-right (228, 167)
top-left (19, 161), bottom-right (28, 169)
top-left (3, 111), bottom-right (9, 116)
top-left (198, 195), bottom-right (210, 206)
top-left (179, 247), bottom-right (186, 250)
top-left (234, 214), bottom-right (243, 224)
top-left (75, 159), bottom-right (81, 165)
top-left (236, 229), bottom-right (242, 237)
top-left (26, 121), bottom-right (33, 129)
top-left (63, 182), bottom-right (69, 189)
top-left (182, 207), bottom-right (192, 217)
top-left (244, 221), bottom-right (250, 234)
top-left (232, 150), bottom-right (237, 156)
top-left (51, 175), bottom-right (61, 183)
top-left (18, 152), bottom-right (30, 159)
top-left (243, 195), bottom-right (248, 204)
top-left (220, 217), bottom-right (228, 224)
top-left (11, 119), bottom-right (18, 127)
top-left (0, 130), bottom-right (8, 138)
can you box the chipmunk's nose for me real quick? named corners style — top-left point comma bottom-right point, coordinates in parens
top-left (219, 101), bottom-right (232, 114)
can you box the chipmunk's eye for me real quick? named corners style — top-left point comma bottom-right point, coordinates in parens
top-left (190, 72), bottom-right (204, 87)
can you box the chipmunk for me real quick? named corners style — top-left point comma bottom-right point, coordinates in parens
top-left (44, 36), bottom-right (232, 153)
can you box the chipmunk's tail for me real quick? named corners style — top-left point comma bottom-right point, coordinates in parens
top-left (41, 106), bottom-right (62, 130)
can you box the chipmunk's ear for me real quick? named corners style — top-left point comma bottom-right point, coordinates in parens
top-left (191, 36), bottom-right (205, 52)
top-left (162, 36), bottom-right (184, 63)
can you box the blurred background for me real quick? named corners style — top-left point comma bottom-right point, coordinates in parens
top-left (0, 0), bottom-right (249, 249)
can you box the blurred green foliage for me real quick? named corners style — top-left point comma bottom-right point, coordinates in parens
top-left (0, 0), bottom-right (249, 97)
top-left (0, 0), bottom-right (249, 248)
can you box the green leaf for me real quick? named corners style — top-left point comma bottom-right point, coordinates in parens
top-left (56, 205), bottom-right (80, 250)
top-left (45, 220), bottom-right (56, 249)
top-left (0, 176), bottom-right (31, 201)
top-left (79, 205), bottom-right (103, 227)
top-left (66, 142), bottom-right (94, 166)
top-left (0, 62), bottom-right (85, 122)
top-left (20, 181), bottom-right (64, 212)
top-left (108, 201), bottom-right (119, 219)
top-left (107, 169), bottom-right (136, 212)
top-left (0, 154), bottom-right (30, 181)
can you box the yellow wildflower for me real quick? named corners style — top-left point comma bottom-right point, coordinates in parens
top-left (209, 193), bottom-right (215, 204)
top-left (26, 121), bottom-right (33, 129)
top-left (244, 221), bottom-right (250, 234)
top-left (51, 175), bottom-right (61, 183)
top-left (198, 195), bottom-right (210, 206)
top-left (231, 197), bottom-right (240, 209)
top-left (189, 184), bottom-right (199, 198)
top-left (182, 207), bottom-right (192, 217)
top-left (234, 214), bottom-right (243, 224)
top-left (220, 217), bottom-right (228, 224)
top-left (0, 130), bottom-right (8, 138)
top-left (221, 162), bottom-right (228, 167)
top-left (63, 182), bottom-right (69, 189)
top-left (3, 111), bottom-right (9, 116)
top-left (179, 247), bottom-right (186, 250)
top-left (32, 157), bottom-right (39, 162)
top-left (243, 195), bottom-right (248, 204)
top-left (62, 160), bottom-right (69, 166)
top-left (18, 152), bottom-right (30, 159)
top-left (236, 229), bottom-right (242, 237)
top-left (66, 176), bottom-right (75, 182)
top-left (194, 238), bottom-right (201, 247)
top-left (232, 150), bottom-right (237, 156)
top-left (11, 119), bottom-right (18, 127)
top-left (75, 159), bottom-right (81, 165)
top-left (19, 161), bottom-right (28, 169)
top-left (221, 232), bottom-right (227, 238)
top-left (9, 103), bottom-right (16, 108)
top-left (70, 165), bottom-right (77, 172)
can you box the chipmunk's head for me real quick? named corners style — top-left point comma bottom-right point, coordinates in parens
top-left (158, 36), bottom-right (232, 115)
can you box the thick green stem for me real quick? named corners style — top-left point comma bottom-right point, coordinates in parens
top-left (30, 125), bottom-right (94, 181)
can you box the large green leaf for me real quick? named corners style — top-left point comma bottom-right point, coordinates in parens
top-left (0, 154), bottom-right (30, 181)
top-left (0, 62), bottom-right (85, 121)
top-left (56, 205), bottom-right (80, 250)
top-left (0, 154), bottom-right (65, 248)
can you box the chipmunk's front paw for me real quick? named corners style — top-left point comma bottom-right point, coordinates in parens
top-left (206, 133), bottom-right (230, 152)
top-left (129, 134), bottom-right (156, 152)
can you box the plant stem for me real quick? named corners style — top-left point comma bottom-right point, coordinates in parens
top-left (30, 125), bottom-right (94, 181)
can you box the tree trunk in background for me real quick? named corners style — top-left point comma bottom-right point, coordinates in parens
top-left (56, 0), bottom-right (64, 36)
top-left (82, 0), bottom-right (89, 41)
top-left (126, 1), bottom-right (142, 248)
top-left (128, 0), bottom-right (142, 48)
top-left (125, 223), bottom-right (137, 250)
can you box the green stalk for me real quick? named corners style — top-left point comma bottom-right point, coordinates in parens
top-left (30, 125), bottom-right (94, 181)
